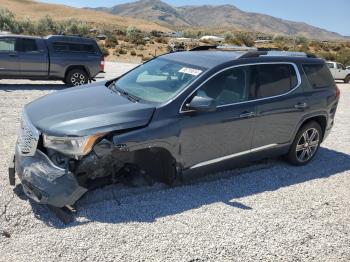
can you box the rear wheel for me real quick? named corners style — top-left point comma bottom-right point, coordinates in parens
top-left (344, 75), bottom-right (350, 83)
top-left (65, 69), bottom-right (89, 87)
top-left (286, 121), bottom-right (322, 165)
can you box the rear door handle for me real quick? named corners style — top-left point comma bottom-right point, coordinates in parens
top-left (294, 102), bottom-right (308, 109)
top-left (239, 112), bottom-right (255, 118)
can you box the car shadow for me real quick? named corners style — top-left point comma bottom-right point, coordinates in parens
top-left (16, 147), bottom-right (350, 228)
top-left (0, 83), bottom-right (67, 92)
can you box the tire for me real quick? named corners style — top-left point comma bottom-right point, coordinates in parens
top-left (65, 69), bottom-right (89, 87)
top-left (344, 75), bottom-right (350, 83)
top-left (286, 121), bottom-right (323, 166)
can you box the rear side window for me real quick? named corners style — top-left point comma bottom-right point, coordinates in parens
top-left (20, 39), bottom-right (38, 52)
top-left (53, 42), bottom-right (96, 53)
top-left (254, 64), bottom-right (298, 98)
top-left (0, 38), bottom-right (15, 52)
top-left (303, 64), bottom-right (334, 89)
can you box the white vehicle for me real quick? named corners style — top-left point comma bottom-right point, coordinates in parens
top-left (326, 61), bottom-right (350, 83)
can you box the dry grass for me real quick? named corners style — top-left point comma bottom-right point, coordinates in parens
top-left (1, 0), bottom-right (170, 32)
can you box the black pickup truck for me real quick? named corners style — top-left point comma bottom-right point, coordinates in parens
top-left (0, 34), bottom-right (104, 86)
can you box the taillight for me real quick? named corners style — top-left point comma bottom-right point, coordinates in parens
top-left (336, 86), bottom-right (340, 98)
top-left (100, 56), bottom-right (105, 72)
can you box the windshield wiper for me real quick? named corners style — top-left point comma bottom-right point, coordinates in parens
top-left (109, 82), bottom-right (139, 102)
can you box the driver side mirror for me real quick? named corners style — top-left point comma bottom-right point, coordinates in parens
top-left (186, 95), bottom-right (217, 112)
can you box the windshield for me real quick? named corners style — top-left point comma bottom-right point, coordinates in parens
top-left (112, 58), bottom-right (205, 103)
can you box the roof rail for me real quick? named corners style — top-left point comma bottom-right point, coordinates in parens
top-left (239, 51), bottom-right (268, 59)
top-left (190, 45), bottom-right (257, 52)
top-left (239, 50), bottom-right (317, 59)
top-left (190, 45), bottom-right (218, 51)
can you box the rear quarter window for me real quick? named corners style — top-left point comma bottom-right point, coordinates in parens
top-left (303, 64), bottom-right (335, 89)
top-left (255, 64), bottom-right (298, 98)
top-left (53, 42), bottom-right (97, 53)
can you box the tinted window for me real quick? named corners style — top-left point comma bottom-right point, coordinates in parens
top-left (0, 38), bottom-right (15, 52)
top-left (303, 64), bottom-right (335, 89)
top-left (255, 64), bottom-right (298, 98)
top-left (337, 63), bottom-right (345, 70)
top-left (195, 66), bottom-right (250, 106)
top-left (21, 39), bottom-right (38, 52)
top-left (326, 63), bottom-right (334, 69)
top-left (53, 42), bottom-right (96, 53)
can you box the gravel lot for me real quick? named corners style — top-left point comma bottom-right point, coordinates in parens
top-left (0, 62), bottom-right (350, 261)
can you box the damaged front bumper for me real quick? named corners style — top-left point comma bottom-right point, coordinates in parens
top-left (10, 147), bottom-right (87, 208)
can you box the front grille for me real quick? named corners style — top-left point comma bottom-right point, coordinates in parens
top-left (17, 111), bottom-right (40, 156)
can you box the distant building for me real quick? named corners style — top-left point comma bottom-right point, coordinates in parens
top-left (200, 35), bottom-right (225, 42)
top-left (96, 34), bottom-right (107, 40)
top-left (174, 37), bottom-right (193, 43)
top-left (254, 36), bottom-right (273, 44)
top-left (162, 31), bottom-right (182, 37)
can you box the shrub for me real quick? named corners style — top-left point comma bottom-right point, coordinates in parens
top-left (224, 32), bottom-right (234, 43)
top-left (126, 26), bottom-right (144, 44)
top-left (36, 15), bottom-right (58, 35)
top-left (336, 49), bottom-right (350, 65)
top-left (0, 9), bottom-right (19, 33)
top-left (115, 48), bottom-right (127, 55)
top-left (155, 37), bottom-right (168, 44)
top-left (142, 55), bottom-right (152, 61)
top-left (99, 44), bottom-right (109, 57)
top-left (130, 50), bottom-right (136, 56)
top-left (295, 35), bottom-right (308, 45)
top-left (18, 18), bottom-right (36, 35)
top-left (150, 30), bottom-right (161, 37)
top-left (105, 35), bottom-right (119, 48)
top-left (182, 30), bottom-right (197, 39)
top-left (234, 32), bottom-right (255, 47)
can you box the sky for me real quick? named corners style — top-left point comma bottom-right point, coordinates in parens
top-left (39, 0), bottom-right (350, 36)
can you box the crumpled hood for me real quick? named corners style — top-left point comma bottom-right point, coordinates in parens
top-left (25, 81), bottom-right (156, 136)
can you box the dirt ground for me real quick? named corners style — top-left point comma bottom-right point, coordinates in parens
top-left (0, 65), bottom-right (349, 261)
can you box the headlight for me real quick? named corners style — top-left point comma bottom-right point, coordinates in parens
top-left (43, 133), bottom-right (105, 157)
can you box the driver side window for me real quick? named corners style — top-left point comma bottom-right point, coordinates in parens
top-left (194, 66), bottom-right (250, 106)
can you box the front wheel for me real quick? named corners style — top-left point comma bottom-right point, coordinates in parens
top-left (65, 69), bottom-right (89, 87)
top-left (286, 121), bottom-right (322, 166)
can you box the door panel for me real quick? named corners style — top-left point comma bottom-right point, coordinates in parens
top-left (17, 38), bottom-right (48, 77)
top-left (179, 65), bottom-right (256, 168)
top-left (335, 63), bottom-right (347, 79)
top-left (179, 105), bottom-right (255, 168)
top-left (252, 94), bottom-right (306, 148)
top-left (251, 63), bottom-right (305, 148)
top-left (0, 38), bottom-right (19, 76)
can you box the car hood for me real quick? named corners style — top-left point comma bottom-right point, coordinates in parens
top-left (25, 81), bottom-right (156, 136)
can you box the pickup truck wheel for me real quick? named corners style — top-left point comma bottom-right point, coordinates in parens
top-left (345, 75), bottom-right (350, 83)
top-left (66, 69), bottom-right (89, 87)
top-left (286, 121), bottom-right (322, 166)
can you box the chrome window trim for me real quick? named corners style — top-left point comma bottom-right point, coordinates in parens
top-left (179, 62), bottom-right (302, 113)
top-left (189, 143), bottom-right (278, 169)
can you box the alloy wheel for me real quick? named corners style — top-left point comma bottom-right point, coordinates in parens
top-left (71, 73), bottom-right (86, 86)
top-left (296, 128), bottom-right (320, 162)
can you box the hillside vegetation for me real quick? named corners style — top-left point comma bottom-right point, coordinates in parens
top-left (90, 0), bottom-right (345, 40)
top-left (0, 0), bottom-right (169, 32)
top-left (0, 5), bottom-right (349, 66)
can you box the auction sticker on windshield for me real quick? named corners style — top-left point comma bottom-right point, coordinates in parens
top-left (179, 67), bottom-right (202, 76)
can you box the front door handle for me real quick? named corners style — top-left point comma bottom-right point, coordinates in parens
top-left (239, 112), bottom-right (255, 118)
top-left (294, 102), bottom-right (308, 109)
